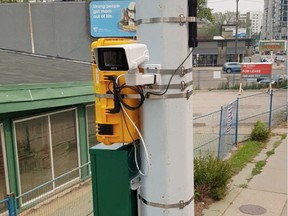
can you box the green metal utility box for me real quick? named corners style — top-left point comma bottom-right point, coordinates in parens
top-left (89, 143), bottom-right (139, 216)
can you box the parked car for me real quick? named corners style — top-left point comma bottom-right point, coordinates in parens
top-left (258, 74), bottom-right (287, 86)
top-left (222, 62), bottom-right (242, 73)
top-left (275, 55), bottom-right (286, 62)
top-left (261, 57), bottom-right (274, 62)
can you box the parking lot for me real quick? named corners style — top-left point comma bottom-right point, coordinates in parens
top-left (193, 62), bottom-right (286, 90)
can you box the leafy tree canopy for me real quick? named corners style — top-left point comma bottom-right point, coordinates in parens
top-left (213, 12), bottom-right (236, 25)
top-left (197, 0), bottom-right (214, 23)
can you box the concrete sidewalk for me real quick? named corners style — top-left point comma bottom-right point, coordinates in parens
top-left (203, 129), bottom-right (287, 216)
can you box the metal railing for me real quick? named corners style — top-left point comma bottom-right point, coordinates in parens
top-left (1, 162), bottom-right (93, 216)
top-left (0, 194), bottom-right (17, 216)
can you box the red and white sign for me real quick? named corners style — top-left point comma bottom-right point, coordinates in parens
top-left (241, 63), bottom-right (272, 78)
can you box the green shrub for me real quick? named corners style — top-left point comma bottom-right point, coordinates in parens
top-left (250, 121), bottom-right (269, 141)
top-left (194, 155), bottom-right (232, 201)
top-left (217, 82), bottom-right (230, 90)
top-left (278, 79), bottom-right (287, 89)
top-left (244, 83), bottom-right (262, 90)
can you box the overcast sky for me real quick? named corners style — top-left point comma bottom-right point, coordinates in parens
top-left (207, 0), bottom-right (264, 13)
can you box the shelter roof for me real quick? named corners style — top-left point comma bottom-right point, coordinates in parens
top-left (0, 49), bottom-right (92, 85)
top-left (0, 50), bottom-right (94, 114)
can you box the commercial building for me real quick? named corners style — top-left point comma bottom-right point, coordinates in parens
top-left (262, 0), bottom-right (288, 40)
top-left (193, 38), bottom-right (253, 67)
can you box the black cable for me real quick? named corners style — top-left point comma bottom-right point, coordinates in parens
top-left (147, 47), bottom-right (195, 96)
top-left (105, 76), bottom-right (145, 113)
top-left (107, 82), bottom-right (114, 93)
top-left (120, 107), bottom-right (135, 142)
top-left (119, 105), bottom-right (125, 145)
top-left (118, 85), bottom-right (145, 110)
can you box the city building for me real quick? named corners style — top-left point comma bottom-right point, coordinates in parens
top-left (247, 11), bottom-right (263, 37)
top-left (192, 38), bottom-right (253, 66)
top-left (262, 0), bottom-right (288, 40)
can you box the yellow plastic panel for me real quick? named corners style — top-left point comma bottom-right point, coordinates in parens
top-left (91, 38), bottom-right (140, 145)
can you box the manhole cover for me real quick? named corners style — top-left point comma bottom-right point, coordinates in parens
top-left (239, 204), bottom-right (267, 215)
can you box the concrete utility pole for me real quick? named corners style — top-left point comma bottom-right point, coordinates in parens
top-left (136, 0), bottom-right (194, 216)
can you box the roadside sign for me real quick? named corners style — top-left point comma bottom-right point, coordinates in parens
top-left (241, 63), bottom-right (272, 79)
top-left (89, 1), bottom-right (136, 38)
top-left (259, 40), bottom-right (286, 52)
top-left (213, 71), bottom-right (221, 79)
top-left (219, 101), bottom-right (237, 159)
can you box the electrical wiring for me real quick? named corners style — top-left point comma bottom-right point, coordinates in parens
top-left (146, 47), bottom-right (195, 96)
top-left (115, 74), bottom-right (150, 176)
top-left (120, 95), bottom-right (150, 176)
top-left (119, 105), bottom-right (126, 145)
top-left (115, 75), bottom-right (145, 111)
top-left (120, 109), bottom-right (135, 142)
top-left (119, 85), bottom-right (145, 110)
top-left (119, 103), bottom-right (145, 176)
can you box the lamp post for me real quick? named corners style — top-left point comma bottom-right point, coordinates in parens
top-left (235, 0), bottom-right (239, 62)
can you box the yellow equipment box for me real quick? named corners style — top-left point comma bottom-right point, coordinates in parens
top-left (91, 38), bottom-right (140, 145)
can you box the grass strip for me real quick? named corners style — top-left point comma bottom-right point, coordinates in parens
top-left (229, 141), bottom-right (264, 175)
top-left (252, 160), bottom-right (266, 176)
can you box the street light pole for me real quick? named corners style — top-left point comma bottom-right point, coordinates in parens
top-left (136, 0), bottom-right (194, 215)
top-left (235, 0), bottom-right (239, 62)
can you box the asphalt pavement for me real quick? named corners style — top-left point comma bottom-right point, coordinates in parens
top-left (193, 62), bottom-right (286, 90)
top-left (203, 127), bottom-right (287, 216)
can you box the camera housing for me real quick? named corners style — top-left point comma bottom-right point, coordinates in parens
top-left (94, 43), bottom-right (149, 71)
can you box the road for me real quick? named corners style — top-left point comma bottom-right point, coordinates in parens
top-left (193, 62), bottom-right (287, 90)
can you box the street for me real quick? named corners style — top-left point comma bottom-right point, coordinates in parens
top-left (193, 62), bottom-right (287, 90)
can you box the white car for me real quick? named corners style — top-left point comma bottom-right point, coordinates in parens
top-left (261, 57), bottom-right (274, 62)
top-left (275, 55), bottom-right (286, 62)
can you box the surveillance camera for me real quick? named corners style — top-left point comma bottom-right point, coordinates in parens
top-left (94, 43), bottom-right (149, 71)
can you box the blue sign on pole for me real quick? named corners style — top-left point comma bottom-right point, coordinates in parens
top-left (89, 1), bottom-right (136, 38)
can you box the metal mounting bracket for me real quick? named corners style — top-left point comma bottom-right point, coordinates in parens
top-left (140, 195), bottom-right (194, 209)
top-left (145, 67), bottom-right (192, 76)
top-left (130, 174), bottom-right (141, 190)
top-left (136, 15), bottom-right (197, 26)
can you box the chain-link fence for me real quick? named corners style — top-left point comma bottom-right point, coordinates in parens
top-left (193, 70), bottom-right (228, 90)
top-left (237, 92), bottom-right (271, 142)
top-left (218, 101), bottom-right (238, 159)
top-left (1, 163), bottom-right (93, 216)
top-left (270, 89), bottom-right (287, 128)
top-left (193, 110), bottom-right (221, 158)
top-left (193, 89), bottom-right (287, 159)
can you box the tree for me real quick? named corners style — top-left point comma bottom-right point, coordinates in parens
top-left (213, 12), bottom-right (236, 25)
top-left (198, 23), bottom-right (220, 39)
top-left (198, 0), bottom-right (214, 23)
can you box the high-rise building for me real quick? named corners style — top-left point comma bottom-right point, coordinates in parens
top-left (249, 11), bottom-right (263, 35)
top-left (245, 11), bottom-right (263, 38)
top-left (262, 0), bottom-right (287, 40)
top-left (277, 0), bottom-right (287, 39)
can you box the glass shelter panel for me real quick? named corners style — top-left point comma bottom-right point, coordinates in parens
top-left (50, 110), bottom-right (79, 187)
top-left (15, 117), bottom-right (53, 196)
